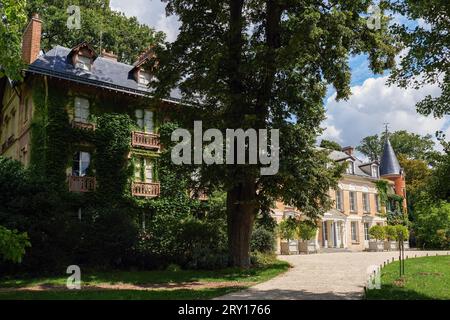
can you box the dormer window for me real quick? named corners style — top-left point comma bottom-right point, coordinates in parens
top-left (138, 71), bottom-right (151, 86)
top-left (346, 160), bottom-right (355, 174)
top-left (76, 55), bottom-right (91, 71)
top-left (371, 165), bottom-right (379, 178)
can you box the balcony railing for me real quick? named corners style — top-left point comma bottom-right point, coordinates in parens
top-left (72, 120), bottom-right (96, 131)
top-left (68, 175), bottom-right (96, 193)
top-left (132, 182), bottom-right (160, 198)
top-left (131, 131), bottom-right (160, 150)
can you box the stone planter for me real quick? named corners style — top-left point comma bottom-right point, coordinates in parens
top-left (384, 240), bottom-right (398, 251)
top-left (298, 240), bottom-right (317, 254)
top-left (399, 241), bottom-right (410, 250)
top-left (280, 240), bottom-right (298, 255)
top-left (368, 240), bottom-right (384, 252)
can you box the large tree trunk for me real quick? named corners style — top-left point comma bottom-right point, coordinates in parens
top-left (227, 180), bottom-right (257, 268)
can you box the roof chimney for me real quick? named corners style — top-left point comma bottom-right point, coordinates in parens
top-left (342, 146), bottom-right (354, 156)
top-left (22, 13), bottom-right (42, 64)
top-left (101, 49), bottom-right (118, 62)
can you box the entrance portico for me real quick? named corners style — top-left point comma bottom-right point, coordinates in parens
top-left (317, 209), bottom-right (347, 249)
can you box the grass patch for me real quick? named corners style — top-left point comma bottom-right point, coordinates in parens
top-left (365, 255), bottom-right (450, 300)
top-left (0, 257), bottom-right (290, 300)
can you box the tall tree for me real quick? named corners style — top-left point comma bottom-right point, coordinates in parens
top-left (151, 0), bottom-right (396, 267)
top-left (388, 0), bottom-right (450, 118)
top-left (0, 0), bottom-right (27, 80)
top-left (357, 130), bottom-right (437, 162)
top-left (26, 0), bottom-right (165, 64)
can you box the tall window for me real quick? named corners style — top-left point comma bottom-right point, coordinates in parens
top-left (72, 152), bottom-right (91, 177)
top-left (135, 109), bottom-right (154, 133)
top-left (351, 222), bottom-right (358, 242)
top-left (363, 193), bottom-right (370, 213)
top-left (76, 55), bottom-right (91, 71)
top-left (74, 97), bottom-right (90, 123)
top-left (350, 191), bottom-right (357, 212)
top-left (335, 189), bottom-right (343, 211)
top-left (375, 194), bottom-right (381, 213)
top-left (364, 223), bottom-right (370, 241)
top-left (135, 158), bottom-right (153, 183)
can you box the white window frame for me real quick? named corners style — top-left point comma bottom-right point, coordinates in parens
top-left (76, 55), bottom-right (91, 71)
top-left (135, 157), bottom-right (153, 183)
top-left (335, 189), bottom-right (343, 211)
top-left (350, 191), bottom-right (357, 212)
top-left (363, 193), bottom-right (370, 213)
top-left (135, 109), bottom-right (154, 133)
top-left (351, 222), bottom-right (359, 242)
top-left (72, 151), bottom-right (91, 177)
top-left (371, 165), bottom-right (379, 178)
top-left (138, 71), bottom-right (152, 86)
top-left (375, 194), bottom-right (381, 212)
top-left (364, 223), bottom-right (370, 241)
top-left (74, 97), bottom-right (90, 123)
top-left (346, 160), bottom-right (355, 174)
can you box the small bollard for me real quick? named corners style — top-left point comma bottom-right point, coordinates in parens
top-left (392, 257), bottom-right (394, 262)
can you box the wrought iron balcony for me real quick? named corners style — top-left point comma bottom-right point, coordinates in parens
top-left (131, 131), bottom-right (160, 150)
top-left (68, 175), bottom-right (96, 193)
top-left (132, 182), bottom-right (160, 198)
top-left (72, 120), bottom-right (96, 131)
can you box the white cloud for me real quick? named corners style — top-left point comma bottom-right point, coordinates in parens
top-left (110, 0), bottom-right (180, 42)
top-left (321, 76), bottom-right (449, 149)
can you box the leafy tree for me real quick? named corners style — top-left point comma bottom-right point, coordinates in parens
top-left (0, 225), bottom-right (30, 263)
top-left (398, 154), bottom-right (432, 211)
top-left (296, 221), bottom-right (317, 241)
top-left (26, 0), bottom-right (165, 64)
top-left (0, 0), bottom-right (27, 80)
top-left (151, 0), bottom-right (396, 267)
top-left (389, 0), bottom-right (450, 118)
top-left (428, 153), bottom-right (450, 202)
top-left (320, 139), bottom-right (342, 151)
top-left (413, 199), bottom-right (450, 249)
top-left (356, 130), bottom-right (437, 162)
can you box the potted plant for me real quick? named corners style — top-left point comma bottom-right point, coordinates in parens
top-left (384, 225), bottom-right (398, 251)
top-left (395, 225), bottom-right (410, 250)
top-left (368, 225), bottom-right (385, 252)
top-left (278, 218), bottom-right (298, 255)
top-left (296, 221), bottom-right (318, 254)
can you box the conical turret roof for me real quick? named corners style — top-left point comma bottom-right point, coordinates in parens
top-left (379, 138), bottom-right (401, 176)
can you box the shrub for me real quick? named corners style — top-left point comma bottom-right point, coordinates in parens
top-left (251, 226), bottom-right (275, 253)
top-left (384, 225), bottom-right (398, 241)
top-left (369, 225), bottom-right (386, 241)
top-left (250, 251), bottom-right (278, 266)
top-left (0, 226), bottom-right (31, 263)
top-left (296, 221), bottom-right (317, 241)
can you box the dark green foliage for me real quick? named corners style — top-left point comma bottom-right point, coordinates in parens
top-left (95, 113), bottom-right (133, 197)
top-left (0, 0), bottom-right (27, 80)
top-left (0, 225), bottom-right (30, 263)
top-left (320, 139), bottom-right (342, 151)
top-left (413, 199), bottom-right (450, 249)
top-left (251, 227), bottom-right (275, 254)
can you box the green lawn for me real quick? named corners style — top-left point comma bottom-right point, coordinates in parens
top-left (0, 259), bottom-right (290, 300)
top-left (366, 255), bottom-right (450, 300)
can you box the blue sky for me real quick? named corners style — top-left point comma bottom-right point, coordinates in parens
top-left (110, 0), bottom-right (449, 151)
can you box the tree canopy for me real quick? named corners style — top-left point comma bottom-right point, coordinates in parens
top-left (0, 0), bottom-right (27, 80)
top-left (151, 0), bottom-right (397, 267)
top-left (25, 0), bottom-right (165, 64)
top-left (320, 139), bottom-right (342, 151)
top-left (356, 130), bottom-right (437, 162)
top-left (388, 0), bottom-right (450, 118)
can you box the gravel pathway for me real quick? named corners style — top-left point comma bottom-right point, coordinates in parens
top-left (216, 250), bottom-right (449, 300)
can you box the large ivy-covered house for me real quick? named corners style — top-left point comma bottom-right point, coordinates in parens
top-left (0, 14), bottom-right (180, 199)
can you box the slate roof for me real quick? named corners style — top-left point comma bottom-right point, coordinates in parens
top-left (26, 46), bottom-right (181, 103)
top-left (379, 138), bottom-right (401, 176)
top-left (328, 149), bottom-right (375, 178)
